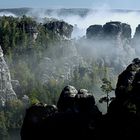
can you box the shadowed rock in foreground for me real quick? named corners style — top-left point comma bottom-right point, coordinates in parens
top-left (21, 86), bottom-right (101, 140)
top-left (105, 58), bottom-right (140, 140)
top-left (21, 58), bottom-right (140, 140)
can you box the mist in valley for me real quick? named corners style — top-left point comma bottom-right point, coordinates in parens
top-left (1, 7), bottom-right (140, 110)
top-left (1, 6), bottom-right (140, 139)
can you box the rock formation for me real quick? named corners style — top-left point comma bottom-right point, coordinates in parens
top-left (44, 20), bottom-right (73, 38)
top-left (86, 21), bottom-right (135, 72)
top-left (105, 58), bottom-right (140, 139)
top-left (132, 24), bottom-right (140, 56)
top-left (21, 86), bottom-right (101, 140)
top-left (86, 25), bottom-right (103, 40)
top-left (103, 21), bottom-right (131, 40)
top-left (21, 58), bottom-right (140, 140)
top-left (57, 85), bottom-right (78, 112)
top-left (86, 21), bottom-right (131, 41)
top-left (20, 103), bottom-right (58, 140)
top-left (115, 58), bottom-right (140, 98)
top-left (0, 46), bottom-right (17, 107)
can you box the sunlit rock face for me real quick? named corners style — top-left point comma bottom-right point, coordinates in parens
top-left (0, 46), bottom-right (17, 106)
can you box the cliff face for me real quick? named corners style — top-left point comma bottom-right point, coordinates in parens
top-left (132, 24), bottom-right (140, 55)
top-left (0, 46), bottom-right (17, 106)
top-left (86, 21), bottom-right (135, 73)
top-left (86, 25), bottom-right (103, 40)
top-left (44, 20), bottom-right (73, 38)
top-left (86, 21), bottom-right (131, 47)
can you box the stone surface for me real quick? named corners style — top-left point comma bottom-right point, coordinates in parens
top-left (0, 46), bottom-right (17, 106)
top-left (57, 85), bottom-right (78, 112)
top-left (86, 25), bottom-right (103, 39)
top-left (21, 86), bottom-right (101, 140)
top-left (44, 20), bottom-right (73, 38)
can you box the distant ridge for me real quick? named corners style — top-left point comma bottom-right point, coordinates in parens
top-left (0, 8), bottom-right (140, 17)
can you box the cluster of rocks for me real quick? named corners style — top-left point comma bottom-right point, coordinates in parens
top-left (21, 85), bottom-right (102, 140)
top-left (21, 58), bottom-right (140, 140)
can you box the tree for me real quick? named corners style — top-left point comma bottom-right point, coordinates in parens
top-left (5, 99), bottom-right (25, 128)
top-left (100, 78), bottom-right (114, 113)
top-left (0, 111), bottom-right (7, 136)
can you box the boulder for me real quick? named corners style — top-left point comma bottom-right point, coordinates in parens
top-left (75, 89), bottom-right (95, 112)
top-left (20, 103), bottom-right (58, 140)
top-left (57, 85), bottom-right (77, 112)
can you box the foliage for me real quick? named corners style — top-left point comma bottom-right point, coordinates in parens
top-left (101, 78), bottom-right (114, 94)
top-left (100, 78), bottom-right (114, 112)
top-left (0, 15), bottom-right (118, 134)
top-left (5, 99), bottom-right (25, 128)
top-left (0, 111), bottom-right (8, 136)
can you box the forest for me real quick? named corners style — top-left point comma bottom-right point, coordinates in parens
top-left (0, 13), bottom-right (137, 137)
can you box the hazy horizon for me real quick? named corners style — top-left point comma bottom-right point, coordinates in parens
top-left (0, 0), bottom-right (140, 10)
top-left (1, 7), bottom-right (140, 11)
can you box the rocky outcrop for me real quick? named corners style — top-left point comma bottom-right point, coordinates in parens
top-left (86, 21), bottom-right (134, 73)
top-left (0, 46), bottom-right (17, 106)
top-left (21, 86), bottom-right (101, 140)
top-left (133, 24), bottom-right (140, 38)
top-left (86, 21), bottom-right (131, 46)
top-left (105, 58), bottom-right (140, 139)
top-left (115, 58), bottom-right (140, 98)
top-left (86, 21), bottom-right (131, 39)
top-left (103, 21), bottom-right (131, 40)
top-left (44, 20), bottom-right (73, 38)
top-left (132, 24), bottom-right (140, 55)
top-left (20, 103), bottom-right (58, 140)
top-left (86, 25), bottom-right (103, 39)
top-left (57, 85), bottom-right (78, 112)
top-left (21, 58), bottom-right (140, 140)
top-left (17, 18), bottom-right (38, 42)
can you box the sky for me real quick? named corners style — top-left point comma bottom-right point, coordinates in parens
top-left (0, 0), bottom-right (140, 10)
